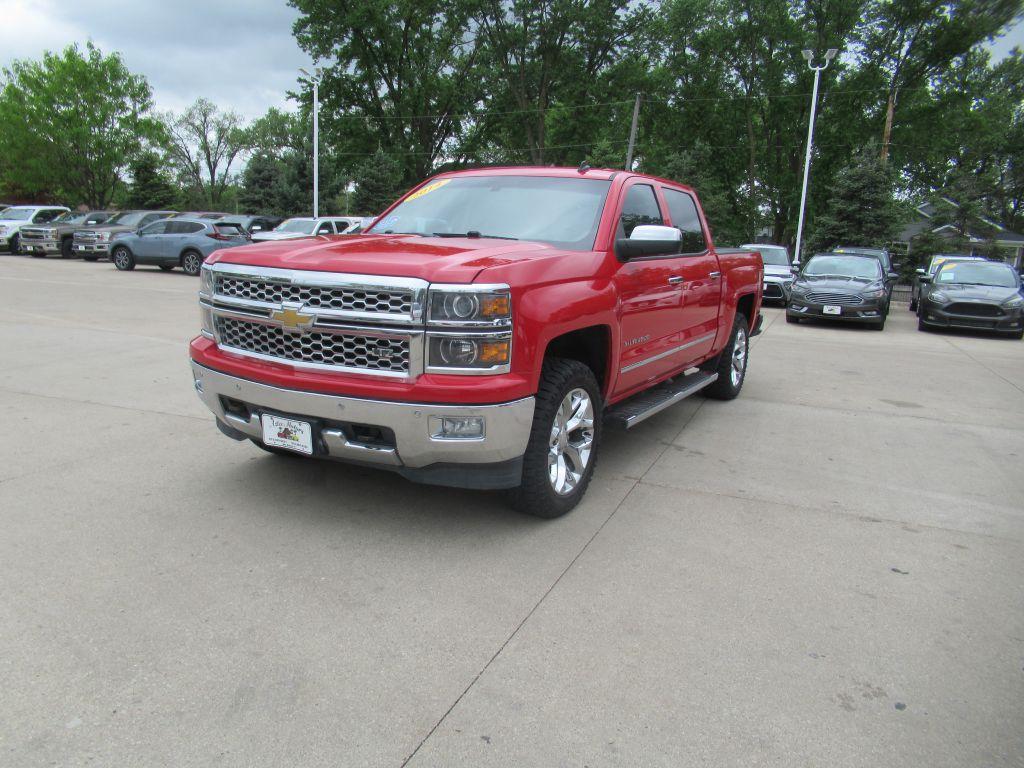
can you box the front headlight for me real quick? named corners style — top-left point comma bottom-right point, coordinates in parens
top-left (1002, 294), bottom-right (1023, 308)
top-left (426, 334), bottom-right (511, 373)
top-left (96, 231), bottom-right (111, 241)
top-left (790, 283), bottom-right (807, 297)
top-left (200, 265), bottom-right (214, 296)
top-left (0, 226), bottom-right (8, 235)
top-left (427, 284), bottom-right (511, 326)
top-left (928, 290), bottom-right (949, 303)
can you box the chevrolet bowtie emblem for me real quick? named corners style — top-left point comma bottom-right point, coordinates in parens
top-left (270, 303), bottom-right (316, 332)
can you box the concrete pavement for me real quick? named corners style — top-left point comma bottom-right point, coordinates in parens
top-left (1, 256), bottom-right (1022, 767)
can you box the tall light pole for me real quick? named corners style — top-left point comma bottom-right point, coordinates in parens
top-left (792, 47), bottom-right (837, 265)
top-left (299, 67), bottom-right (322, 219)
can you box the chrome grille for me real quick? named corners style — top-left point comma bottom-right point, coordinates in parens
top-left (805, 291), bottom-right (864, 306)
top-left (215, 276), bottom-right (412, 315)
top-left (74, 231), bottom-right (99, 243)
top-left (215, 316), bottom-right (410, 374)
top-left (762, 283), bottom-right (785, 299)
top-left (19, 228), bottom-right (51, 241)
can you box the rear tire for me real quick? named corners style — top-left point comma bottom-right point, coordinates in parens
top-left (181, 250), bottom-right (203, 276)
top-left (704, 313), bottom-right (749, 401)
top-left (112, 246), bottom-right (135, 271)
top-left (159, 264), bottom-right (175, 272)
top-left (82, 254), bottom-right (98, 262)
top-left (511, 358), bottom-right (602, 519)
top-left (61, 238), bottom-right (74, 259)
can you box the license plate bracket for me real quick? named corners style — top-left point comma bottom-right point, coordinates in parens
top-left (260, 413), bottom-right (314, 455)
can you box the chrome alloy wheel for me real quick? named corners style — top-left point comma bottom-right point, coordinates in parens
top-left (113, 248), bottom-right (131, 269)
top-left (731, 325), bottom-right (748, 387)
top-left (548, 387), bottom-right (595, 496)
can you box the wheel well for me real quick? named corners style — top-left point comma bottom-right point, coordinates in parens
top-left (736, 293), bottom-right (756, 328)
top-left (543, 325), bottom-right (611, 392)
top-left (180, 248), bottom-right (202, 261)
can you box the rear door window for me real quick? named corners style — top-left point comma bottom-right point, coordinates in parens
top-left (316, 222), bottom-right (334, 235)
top-left (214, 223), bottom-right (246, 237)
top-left (140, 221), bottom-right (168, 235)
top-left (662, 189), bottom-right (707, 253)
top-left (181, 222), bottom-right (205, 234)
top-left (618, 184), bottom-right (663, 238)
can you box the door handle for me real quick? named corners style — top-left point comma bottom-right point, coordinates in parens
top-left (709, 271), bottom-right (721, 280)
top-left (668, 276), bottom-right (684, 285)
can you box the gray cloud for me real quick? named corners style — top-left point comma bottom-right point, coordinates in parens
top-left (0, 0), bottom-right (315, 120)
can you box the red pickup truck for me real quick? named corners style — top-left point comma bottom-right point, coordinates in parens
top-left (189, 167), bottom-right (763, 517)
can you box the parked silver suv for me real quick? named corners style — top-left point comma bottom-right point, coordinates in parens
top-left (109, 217), bottom-right (250, 275)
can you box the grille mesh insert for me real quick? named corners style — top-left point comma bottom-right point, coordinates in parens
top-left (215, 316), bottom-right (410, 373)
top-left (215, 276), bottom-right (412, 315)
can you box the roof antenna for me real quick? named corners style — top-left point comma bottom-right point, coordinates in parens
top-left (578, 160), bottom-right (591, 174)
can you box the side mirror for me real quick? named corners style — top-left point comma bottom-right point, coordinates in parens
top-left (615, 225), bottom-right (682, 260)
top-left (790, 264), bottom-right (801, 274)
top-left (251, 225), bottom-right (263, 232)
top-left (919, 274), bottom-right (932, 284)
top-left (915, 268), bottom-right (925, 275)
top-left (888, 271), bottom-right (899, 281)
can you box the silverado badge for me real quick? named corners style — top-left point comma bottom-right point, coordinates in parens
top-left (270, 303), bottom-right (316, 333)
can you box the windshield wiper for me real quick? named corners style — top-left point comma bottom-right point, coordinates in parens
top-left (432, 231), bottom-right (518, 240)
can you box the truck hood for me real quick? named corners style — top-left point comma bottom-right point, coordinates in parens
top-left (78, 224), bottom-right (135, 235)
top-left (763, 264), bottom-right (792, 278)
top-left (250, 231), bottom-right (314, 242)
top-left (206, 233), bottom-right (556, 283)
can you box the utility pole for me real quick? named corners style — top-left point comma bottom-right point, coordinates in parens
top-left (793, 48), bottom-right (837, 265)
top-left (300, 67), bottom-right (322, 218)
top-left (625, 93), bottom-right (641, 170)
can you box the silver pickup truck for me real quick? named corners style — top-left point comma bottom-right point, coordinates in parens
top-left (20, 210), bottom-right (115, 258)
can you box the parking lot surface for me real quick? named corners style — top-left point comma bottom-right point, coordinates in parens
top-left (2, 256), bottom-right (1022, 767)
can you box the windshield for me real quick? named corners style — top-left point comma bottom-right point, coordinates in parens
top-left (803, 255), bottom-right (882, 280)
top-left (109, 212), bottom-right (146, 227)
top-left (1, 208), bottom-right (34, 221)
top-left (747, 245), bottom-right (789, 266)
top-left (53, 212), bottom-right (88, 224)
top-left (368, 175), bottom-right (612, 250)
top-left (935, 262), bottom-right (1018, 288)
top-left (276, 219), bottom-right (317, 234)
top-left (928, 256), bottom-right (975, 275)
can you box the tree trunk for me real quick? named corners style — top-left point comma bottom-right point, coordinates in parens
top-left (881, 88), bottom-right (897, 163)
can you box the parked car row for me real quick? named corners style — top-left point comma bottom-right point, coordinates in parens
top-left (1, 204), bottom-right (370, 276)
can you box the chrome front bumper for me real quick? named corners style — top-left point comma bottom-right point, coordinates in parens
top-left (20, 238), bottom-right (59, 254)
top-left (191, 362), bottom-right (535, 484)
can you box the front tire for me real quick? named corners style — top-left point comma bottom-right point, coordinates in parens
top-left (9, 233), bottom-right (19, 254)
top-left (82, 254), bottom-right (98, 262)
top-left (917, 315), bottom-right (929, 332)
top-left (61, 238), bottom-right (74, 259)
top-left (785, 313), bottom-right (800, 324)
top-left (512, 358), bottom-right (602, 519)
top-left (704, 313), bottom-right (749, 401)
top-left (181, 250), bottom-right (203, 276)
top-left (112, 246), bottom-right (135, 271)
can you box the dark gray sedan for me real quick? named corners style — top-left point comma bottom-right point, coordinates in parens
top-left (109, 218), bottom-right (249, 276)
top-left (918, 260), bottom-right (1023, 339)
top-left (786, 253), bottom-right (890, 330)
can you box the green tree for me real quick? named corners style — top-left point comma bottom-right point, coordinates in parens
top-left (810, 143), bottom-right (905, 251)
top-left (124, 152), bottom-right (179, 209)
top-left (238, 152), bottom-right (287, 215)
top-left (0, 42), bottom-right (162, 206)
top-left (290, 0), bottom-right (485, 184)
top-left (351, 150), bottom-right (403, 215)
top-left (164, 98), bottom-right (251, 208)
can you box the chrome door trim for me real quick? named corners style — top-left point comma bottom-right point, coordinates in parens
top-left (619, 332), bottom-right (716, 374)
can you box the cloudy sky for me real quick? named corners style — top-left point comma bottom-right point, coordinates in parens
top-left (0, 0), bottom-right (314, 120)
top-left (0, 0), bottom-right (1021, 123)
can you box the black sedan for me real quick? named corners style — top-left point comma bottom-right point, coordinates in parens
top-left (786, 253), bottom-right (890, 330)
top-left (918, 260), bottom-right (1023, 339)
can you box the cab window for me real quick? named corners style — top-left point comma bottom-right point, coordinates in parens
top-left (618, 184), bottom-right (663, 238)
top-left (34, 209), bottom-right (65, 223)
top-left (662, 189), bottom-right (706, 253)
top-left (316, 222), bottom-right (334, 235)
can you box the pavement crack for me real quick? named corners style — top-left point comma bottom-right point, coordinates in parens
top-left (400, 400), bottom-right (709, 767)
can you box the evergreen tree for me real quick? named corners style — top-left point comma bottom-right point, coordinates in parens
top-left (124, 152), bottom-right (178, 209)
top-left (351, 150), bottom-right (403, 215)
top-left (239, 152), bottom-right (286, 215)
top-left (809, 144), bottom-right (905, 252)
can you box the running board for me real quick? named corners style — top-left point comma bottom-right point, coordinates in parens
top-left (604, 371), bottom-right (718, 429)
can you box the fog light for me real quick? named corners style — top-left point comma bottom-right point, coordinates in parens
top-left (429, 416), bottom-right (484, 440)
top-left (194, 378), bottom-right (203, 394)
